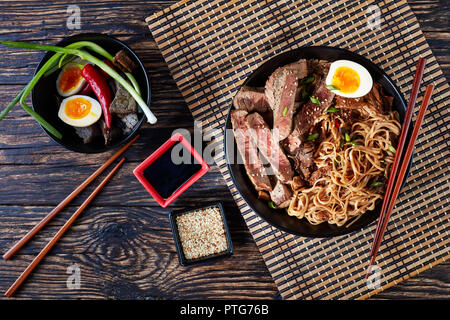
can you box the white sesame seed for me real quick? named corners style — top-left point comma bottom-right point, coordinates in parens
top-left (176, 206), bottom-right (228, 260)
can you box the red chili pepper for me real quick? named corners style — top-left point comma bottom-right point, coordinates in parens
top-left (78, 81), bottom-right (93, 95)
top-left (81, 64), bottom-right (112, 129)
top-left (335, 119), bottom-right (340, 128)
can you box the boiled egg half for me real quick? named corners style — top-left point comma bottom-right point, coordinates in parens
top-left (56, 59), bottom-right (89, 97)
top-left (325, 60), bottom-right (373, 98)
top-left (58, 95), bottom-right (102, 127)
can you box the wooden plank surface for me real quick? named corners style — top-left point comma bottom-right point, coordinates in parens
top-left (0, 0), bottom-right (448, 299)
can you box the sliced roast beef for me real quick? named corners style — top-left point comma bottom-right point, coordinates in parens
top-left (309, 165), bottom-right (331, 186)
top-left (307, 59), bottom-right (332, 77)
top-left (258, 190), bottom-right (271, 201)
top-left (265, 59), bottom-right (308, 107)
top-left (264, 68), bottom-right (299, 141)
top-left (366, 82), bottom-right (394, 114)
top-left (270, 180), bottom-right (293, 208)
top-left (288, 79), bottom-right (331, 177)
top-left (334, 95), bottom-right (363, 110)
top-left (231, 110), bottom-right (272, 193)
top-left (283, 78), bottom-right (335, 164)
top-left (245, 112), bottom-right (294, 184)
top-left (285, 59), bottom-right (308, 77)
top-left (338, 108), bottom-right (360, 129)
top-left (335, 83), bottom-right (393, 115)
top-left (292, 143), bottom-right (315, 179)
top-left (233, 86), bottom-right (271, 113)
top-left (292, 78), bottom-right (335, 137)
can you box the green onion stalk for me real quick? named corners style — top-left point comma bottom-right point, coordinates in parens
top-left (0, 40), bottom-right (152, 139)
top-left (0, 86), bottom-right (27, 121)
top-left (46, 41), bottom-right (141, 96)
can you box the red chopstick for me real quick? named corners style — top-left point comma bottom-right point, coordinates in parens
top-left (365, 84), bottom-right (434, 278)
top-left (369, 58), bottom-right (426, 257)
top-left (5, 157), bottom-right (126, 298)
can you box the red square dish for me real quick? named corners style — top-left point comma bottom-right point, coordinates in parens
top-left (133, 133), bottom-right (209, 207)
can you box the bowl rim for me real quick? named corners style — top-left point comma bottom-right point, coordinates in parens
top-left (224, 45), bottom-right (410, 238)
top-left (31, 32), bottom-right (150, 153)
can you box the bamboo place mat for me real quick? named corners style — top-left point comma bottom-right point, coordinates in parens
top-left (146, 0), bottom-right (450, 299)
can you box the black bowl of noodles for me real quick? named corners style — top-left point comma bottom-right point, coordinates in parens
top-left (224, 46), bottom-right (411, 238)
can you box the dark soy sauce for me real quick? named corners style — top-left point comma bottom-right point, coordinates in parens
top-left (143, 143), bottom-right (202, 199)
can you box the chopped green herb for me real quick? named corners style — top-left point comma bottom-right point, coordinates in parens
top-left (327, 107), bottom-right (339, 113)
top-left (345, 132), bottom-right (351, 142)
top-left (388, 145), bottom-right (396, 154)
top-left (301, 87), bottom-right (308, 100)
top-left (340, 139), bottom-right (345, 148)
top-left (283, 106), bottom-right (288, 116)
top-left (326, 84), bottom-right (340, 91)
top-left (349, 141), bottom-right (360, 146)
top-left (307, 133), bottom-right (319, 141)
top-left (300, 75), bottom-right (315, 84)
top-left (370, 181), bottom-right (385, 187)
top-left (268, 201), bottom-right (277, 209)
top-left (310, 96), bottom-right (321, 105)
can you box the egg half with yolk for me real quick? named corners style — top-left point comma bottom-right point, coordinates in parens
top-left (58, 95), bottom-right (102, 127)
top-left (325, 60), bottom-right (373, 98)
top-left (56, 60), bottom-right (88, 97)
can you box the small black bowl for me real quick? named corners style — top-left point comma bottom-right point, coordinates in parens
top-left (225, 46), bottom-right (411, 238)
top-left (31, 33), bottom-right (150, 153)
top-left (169, 202), bottom-right (234, 266)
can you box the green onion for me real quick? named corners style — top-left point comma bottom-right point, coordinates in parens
top-left (300, 75), bottom-right (315, 84)
top-left (126, 72), bottom-right (141, 96)
top-left (58, 53), bottom-right (68, 69)
top-left (44, 54), bottom-right (76, 78)
top-left (345, 132), bottom-right (351, 142)
top-left (326, 84), bottom-right (340, 91)
top-left (1, 40), bottom-right (139, 139)
top-left (301, 87), bottom-right (308, 100)
top-left (349, 141), bottom-right (360, 146)
top-left (268, 201), bottom-right (277, 209)
top-left (327, 107), bottom-right (339, 113)
top-left (340, 139), bottom-right (345, 148)
top-left (282, 106), bottom-right (288, 116)
top-left (0, 40), bottom-right (155, 126)
top-left (307, 133), bottom-right (319, 141)
top-left (310, 96), bottom-right (321, 105)
top-left (0, 87), bottom-right (27, 121)
top-left (388, 145), bottom-right (396, 154)
top-left (370, 181), bottom-right (385, 187)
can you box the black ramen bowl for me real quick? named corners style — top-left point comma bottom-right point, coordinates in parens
top-left (31, 33), bottom-right (150, 153)
top-left (225, 46), bottom-right (410, 238)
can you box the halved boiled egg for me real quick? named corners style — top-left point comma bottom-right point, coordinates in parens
top-left (58, 95), bottom-right (102, 127)
top-left (56, 59), bottom-right (89, 97)
top-left (325, 60), bottom-right (373, 98)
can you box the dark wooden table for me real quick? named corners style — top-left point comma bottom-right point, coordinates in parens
top-left (0, 0), bottom-right (448, 300)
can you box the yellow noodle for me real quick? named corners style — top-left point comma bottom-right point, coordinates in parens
top-left (288, 102), bottom-right (400, 226)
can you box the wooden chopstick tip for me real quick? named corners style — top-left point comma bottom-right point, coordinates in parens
top-left (4, 157), bottom-right (127, 298)
top-left (2, 134), bottom-right (138, 262)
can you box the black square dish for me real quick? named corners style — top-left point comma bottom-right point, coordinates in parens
top-left (169, 202), bottom-right (233, 266)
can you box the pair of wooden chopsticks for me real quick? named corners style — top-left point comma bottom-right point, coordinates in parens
top-left (365, 58), bottom-right (434, 278)
top-left (4, 134), bottom-right (139, 297)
